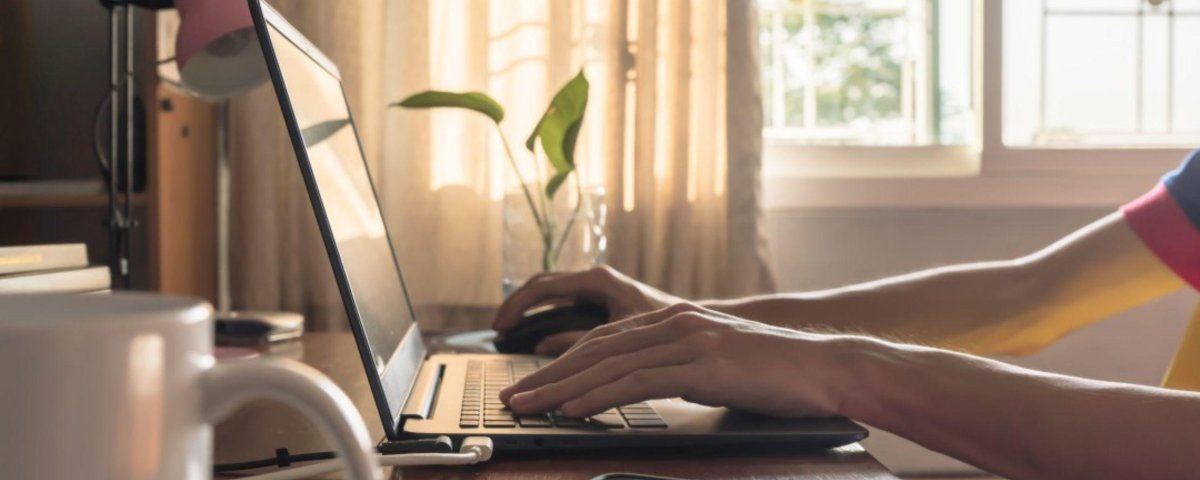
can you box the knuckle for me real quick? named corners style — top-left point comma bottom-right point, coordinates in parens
top-left (588, 265), bottom-right (615, 280)
top-left (661, 302), bottom-right (699, 316)
top-left (581, 325), bottom-right (616, 343)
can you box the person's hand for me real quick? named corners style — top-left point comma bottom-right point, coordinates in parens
top-left (493, 266), bottom-right (685, 355)
top-left (498, 303), bottom-right (848, 419)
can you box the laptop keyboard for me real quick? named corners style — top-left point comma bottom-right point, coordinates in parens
top-left (458, 359), bottom-right (668, 429)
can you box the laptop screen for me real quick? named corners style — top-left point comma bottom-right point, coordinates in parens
top-left (256, 1), bottom-right (422, 435)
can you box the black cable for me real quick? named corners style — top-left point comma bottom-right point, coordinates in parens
top-left (213, 436), bottom-right (454, 473)
top-left (213, 448), bottom-right (335, 473)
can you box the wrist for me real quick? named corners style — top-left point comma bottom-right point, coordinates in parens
top-left (809, 334), bottom-right (896, 419)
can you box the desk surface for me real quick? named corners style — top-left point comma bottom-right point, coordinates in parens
top-left (214, 332), bottom-right (897, 479)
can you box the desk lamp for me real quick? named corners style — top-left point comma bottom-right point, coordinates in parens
top-left (103, 0), bottom-right (303, 340)
top-left (173, 0), bottom-right (268, 97)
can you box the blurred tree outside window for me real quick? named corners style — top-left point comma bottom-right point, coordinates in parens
top-left (759, 0), bottom-right (973, 147)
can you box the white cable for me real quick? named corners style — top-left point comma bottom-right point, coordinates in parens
top-left (239, 437), bottom-right (494, 480)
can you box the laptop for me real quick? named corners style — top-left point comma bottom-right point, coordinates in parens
top-left (249, 0), bottom-right (868, 452)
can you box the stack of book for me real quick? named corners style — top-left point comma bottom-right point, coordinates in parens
top-left (0, 244), bottom-right (111, 294)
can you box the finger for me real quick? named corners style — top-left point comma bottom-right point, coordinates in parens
top-left (493, 272), bottom-right (569, 331)
top-left (560, 364), bottom-right (696, 417)
top-left (499, 315), bottom-right (687, 403)
top-left (533, 331), bottom-right (588, 356)
top-left (508, 342), bottom-right (697, 414)
top-left (562, 302), bottom-right (703, 355)
top-left (493, 269), bottom-right (616, 331)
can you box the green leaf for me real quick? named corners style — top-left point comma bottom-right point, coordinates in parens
top-left (525, 70), bottom-right (589, 198)
top-left (392, 91), bottom-right (504, 124)
top-left (545, 170), bottom-right (571, 199)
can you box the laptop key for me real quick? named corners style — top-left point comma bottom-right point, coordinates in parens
top-left (587, 414), bottom-right (625, 429)
top-left (552, 417), bottom-right (589, 428)
top-left (627, 418), bottom-right (668, 428)
top-left (516, 415), bottom-right (553, 427)
top-left (621, 413), bottom-right (662, 420)
top-left (483, 419), bottom-right (516, 428)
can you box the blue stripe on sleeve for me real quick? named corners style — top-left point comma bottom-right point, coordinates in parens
top-left (1161, 149), bottom-right (1200, 231)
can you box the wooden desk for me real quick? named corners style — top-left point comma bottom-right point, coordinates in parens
top-left (214, 332), bottom-right (897, 479)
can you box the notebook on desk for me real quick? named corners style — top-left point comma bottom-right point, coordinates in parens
top-left (248, 0), bottom-right (867, 452)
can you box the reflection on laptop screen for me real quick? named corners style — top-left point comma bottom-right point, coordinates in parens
top-left (267, 23), bottom-right (416, 376)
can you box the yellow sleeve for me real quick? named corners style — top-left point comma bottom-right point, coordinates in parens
top-left (1163, 307), bottom-right (1200, 391)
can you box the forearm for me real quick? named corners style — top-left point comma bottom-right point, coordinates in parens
top-left (705, 213), bottom-right (1182, 354)
top-left (702, 260), bottom-right (1029, 345)
top-left (827, 336), bottom-right (1200, 479)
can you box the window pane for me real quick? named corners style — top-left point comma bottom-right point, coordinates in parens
top-left (1004, 0), bottom-right (1200, 147)
top-left (1043, 16), bottom-right (1138, 139)
top-left (1175, 17), bottom-right (1200, 132)
top-left (759, 0), bottom-right (972, 146)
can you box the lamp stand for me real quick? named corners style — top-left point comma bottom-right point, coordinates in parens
top-left (105, 3), bottom-right (137, 289)
top-left (213, 100), bottom-right (305, 343)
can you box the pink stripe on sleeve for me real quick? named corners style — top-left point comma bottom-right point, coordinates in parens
top-left (1121, 183), bottom-right (1200, 291)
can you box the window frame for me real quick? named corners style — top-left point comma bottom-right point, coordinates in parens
top-left (764, 0), bottom-right (1193, 209)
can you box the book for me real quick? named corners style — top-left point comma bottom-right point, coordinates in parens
top-left (0, 179), bottom-right (104, 197)
top-left (0, 244), bottom-right (89, 276)
top-left (0, 266), bottom-right (111, 295)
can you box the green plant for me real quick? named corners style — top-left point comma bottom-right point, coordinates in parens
top-left (392, 70), bottom-right (590, 272)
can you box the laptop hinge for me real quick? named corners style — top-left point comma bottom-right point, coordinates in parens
top-left (400, 362), bottom-right (444, 421)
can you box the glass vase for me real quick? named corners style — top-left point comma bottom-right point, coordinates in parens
top-left (502, 183), bottom-right (606, 298)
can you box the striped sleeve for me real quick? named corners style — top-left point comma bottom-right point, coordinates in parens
top-left (1121, 149), bottom-right (1200, 290)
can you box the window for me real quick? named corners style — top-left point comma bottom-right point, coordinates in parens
top-left (759, 0), bottom-right (1199, 182)
top-left (759, 0), bottom-right (973, 147)
top-left (1004, 0), bottom-right (1200, 147)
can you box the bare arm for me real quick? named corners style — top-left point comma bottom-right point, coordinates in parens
top-left (495, 213), bottom-right (1182, 356)
top-left (703, 212), bottom-right (1184, 354)
top-left (833, 335), bottom-right (1200, 479)
top-left (502, 305), bottom-right (1200, 479)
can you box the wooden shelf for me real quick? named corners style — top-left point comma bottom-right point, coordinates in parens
top-left (0, 193), bottom-right (147, 208)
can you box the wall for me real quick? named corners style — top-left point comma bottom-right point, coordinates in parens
top-left (0, 0), bottom-right (110, 178)
top-left (765, 207), bottom-right (1197, 475)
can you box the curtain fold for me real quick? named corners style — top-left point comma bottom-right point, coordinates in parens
top-left (227, 0), bottom-right (775, 331)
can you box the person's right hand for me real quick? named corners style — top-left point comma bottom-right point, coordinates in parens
top-left (493, 266), bottom-right (685, 355)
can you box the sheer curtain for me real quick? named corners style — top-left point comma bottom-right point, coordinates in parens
top-left (227, 0), bottom-right (775, 330)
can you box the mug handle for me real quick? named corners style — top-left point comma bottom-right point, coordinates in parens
top-left (202, 358), bottom-right (381, 480)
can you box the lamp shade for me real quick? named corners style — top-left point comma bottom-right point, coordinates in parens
top-left (174, 0), bottom-right (268, 98)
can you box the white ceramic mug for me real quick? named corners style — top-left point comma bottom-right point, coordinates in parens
top-left (0, 293), bottom-right (380, 480)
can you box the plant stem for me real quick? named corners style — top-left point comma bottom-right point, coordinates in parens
top-left (541, 231), bottom-right (554, 272)
top-left (531, 149), bottom-right (555, 272)
top-left (551, 173), bottom-right (586, 265)
top-left (496, 124), bottom-right (546, 232)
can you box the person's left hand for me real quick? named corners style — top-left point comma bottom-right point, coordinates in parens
top-left (499, 303), bottom-right (851, 419)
